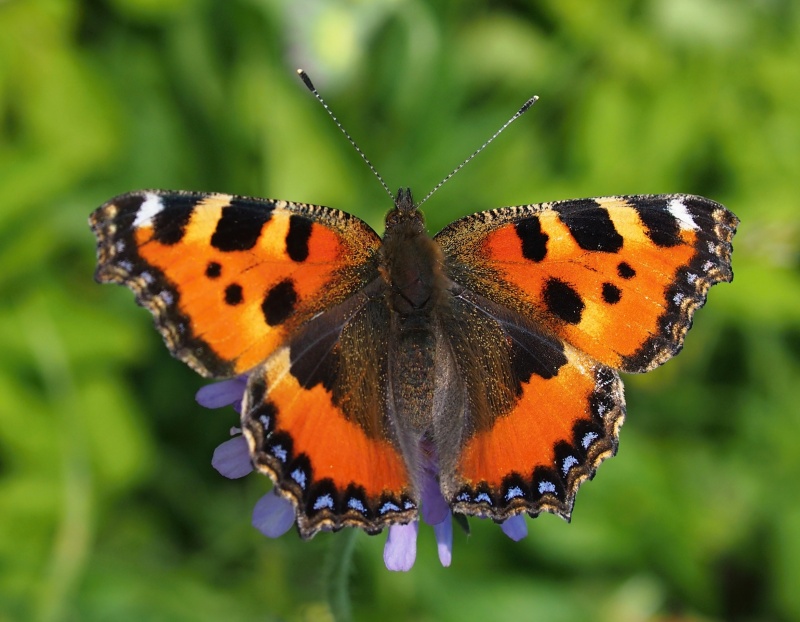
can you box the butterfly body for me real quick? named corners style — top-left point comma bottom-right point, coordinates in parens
top-left (91, 188), bottom-right (736, 538)
top-left (379, 189), bottom-right (445, 442)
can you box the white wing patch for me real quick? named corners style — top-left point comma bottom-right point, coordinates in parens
top-left (667, 197), bottom-right (699, 231)
top-left (133, 192), bottom-right (165, 228)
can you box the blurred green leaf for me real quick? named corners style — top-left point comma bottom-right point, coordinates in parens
top-left (1, 0), bottom-right (798, 620)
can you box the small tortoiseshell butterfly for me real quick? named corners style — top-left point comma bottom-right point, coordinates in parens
top-left (90, 75), bottom-right (737, 540)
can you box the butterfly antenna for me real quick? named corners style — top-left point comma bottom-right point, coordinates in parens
top-left (415, 95), bottom-right (539, 209)
top-left (297, 69), bottom-right (395, 203)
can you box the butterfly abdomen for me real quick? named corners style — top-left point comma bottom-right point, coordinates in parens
top-left (380, 201), bottom-right (450, 437)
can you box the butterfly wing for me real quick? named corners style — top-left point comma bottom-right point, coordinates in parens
top-left (90, 190), bottom-right (382, 377)
top-left (92, 190), bottom-right (416, 536)
top-left (432, 194), bottom-right (736, 519)
top-left (436, 194), bottom-right (737, 373)
top-left (242, 285), bottom-right (418, 538)
top-left (432, 287), bottom-right (624, 521)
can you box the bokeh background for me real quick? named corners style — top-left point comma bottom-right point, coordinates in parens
top-left (2, 1), bottom-right (799, 620)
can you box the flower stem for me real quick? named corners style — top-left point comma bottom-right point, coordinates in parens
top-left (324, 528), bottom-right (358, 622)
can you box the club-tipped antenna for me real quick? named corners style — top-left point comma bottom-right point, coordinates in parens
top-left (415, 95), bottom-right (539, 209)
top-left (297, 69), bottom-right (395, 203)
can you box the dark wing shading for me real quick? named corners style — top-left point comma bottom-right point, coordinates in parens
top-left (241, 283), bottom-right (417, 538)
top-left (435, 194), bottom-right (737, 373)
top-left (433, 287), bottom-right (624, 521)
top-left (90, 190), bottom-right (382, 377)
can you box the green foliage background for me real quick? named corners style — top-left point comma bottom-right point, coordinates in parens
top-left (1, 1), bottom-right (798, 620)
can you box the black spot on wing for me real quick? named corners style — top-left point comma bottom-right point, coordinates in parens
top-left (543, 278), bottom-right (585, 324)
top-left (617, 261), bottom-right (636, 279)
top-left (633, 198), bottom-right (681, 247)
top-left (224, 283), bottom-right (243, 305)
top-left (152, 195), bottom-right (197, 245)
top-left (601, 282), bottom-right (621, 304)
top-left (286, 215), bottom-right (313, 262)
top-left (515, 216), bottom-right (549, 262)
top-left (262, 279), bottom-right (298, 326)
top-left (205, 261), bottom-right (222, 278)
top-left (557, 199), bottom-right (623, 252)
top-left (211, 197), bottom-right (275, 251)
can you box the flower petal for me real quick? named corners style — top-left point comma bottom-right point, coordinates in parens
top-left (196, 377), bottom-right (247, 409)
top-left (252, 490), bottom-right (296, 538)
top-left (383, 521), bottom-right (418, 571)
top-left (500, 514), bottom-right (528, 541)
top-left (418, 443), bottom-right (450, 526)
top-left (434, 514), bottom-right (453, 567)
top-left (420, 468), bottom-right (449, 526)
top-left (212, 436), bottom-right (253, 479)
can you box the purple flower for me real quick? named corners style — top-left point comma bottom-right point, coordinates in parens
top-left (501, 514), bottom-right (528, 541)
top-left (198, 378), bottom-right (528, 571)
top-left (252, 489), bottom-right (296, 538)
top-left (382, 450), bottom-right (455, 571)
top-left (196, 376), bottom-right (248, 412)
top-left (211, 435), bottom-right (253, 479)
top-left (384, 521), bottom-right (418, 571)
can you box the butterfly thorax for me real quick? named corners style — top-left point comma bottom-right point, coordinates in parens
top-left (379, 188), bottom-right (448, 434)
top-left (380, 189), bottom-right (446, 317)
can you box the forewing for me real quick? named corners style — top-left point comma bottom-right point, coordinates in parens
top-left (90, 191), bottom-right (381, 377)
top-left (435, 194), bottom-right (737, 373)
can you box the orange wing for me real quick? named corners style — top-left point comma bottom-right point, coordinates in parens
top-left (241, 288), bottom-right (417, 538)
top-left (93, 191), bottom-right (414, 536)
top-left (90, 191), bottom-right (382, 377)
top-left (432, 194), bottom-right (736, 520)
top-left (434, 288), bottom-right (624, 521)
top-left (448, 349), bottom-right (623, 522)
top-left (436, 194), bottom-right (737, 373)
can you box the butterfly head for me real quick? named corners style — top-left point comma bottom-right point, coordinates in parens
top-left (385, 188), bottom-right (425, 235)
top-left (395, 188), bottom-right (415, 213)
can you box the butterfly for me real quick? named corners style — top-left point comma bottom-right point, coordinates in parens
top-left (90, 182), bottom-right (737, 538)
